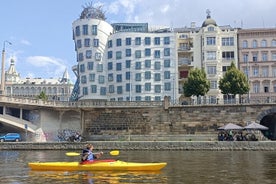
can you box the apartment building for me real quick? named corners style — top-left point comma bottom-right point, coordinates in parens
top-left (238, 28), bottom-right (276, 102)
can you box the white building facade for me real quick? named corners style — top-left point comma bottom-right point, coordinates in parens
top-left (72, 6), bottom-right (178, 102)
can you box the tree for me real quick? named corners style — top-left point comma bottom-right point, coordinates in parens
top-left (183, 68), bottom-right (210, 99)
top-left (219, 62), bottom-right (249, 101)
top-left (37, 91), bottom-right (48, 101)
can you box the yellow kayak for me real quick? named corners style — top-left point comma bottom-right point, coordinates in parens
top-left (28, 160), bottom-right (167, 171)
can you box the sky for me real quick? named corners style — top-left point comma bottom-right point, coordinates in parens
top-left (0, 0), bottom-right (276, 83)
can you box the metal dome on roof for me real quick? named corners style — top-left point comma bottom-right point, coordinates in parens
top-left (202, 9), bottom-right (217, 27)
top-left (80, 2), bottom-right (106, 20)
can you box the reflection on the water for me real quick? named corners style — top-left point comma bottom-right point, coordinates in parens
top-left (0, 150), bottom-right (275, 184)
top-left (28, 170), bottom-right (167, 184)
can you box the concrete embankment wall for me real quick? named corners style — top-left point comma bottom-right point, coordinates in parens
top-left (0, 141), bottom-right (275, 151)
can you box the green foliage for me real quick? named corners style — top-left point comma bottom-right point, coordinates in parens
top-left (219, 62), bottom-right (250, 96)
top-left (183, 68), bottom-right (210, 97)
top-left (37, 91), bottom-right (48, 101)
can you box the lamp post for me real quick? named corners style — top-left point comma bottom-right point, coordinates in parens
top-left (1, 41), bottom-right (12, 95)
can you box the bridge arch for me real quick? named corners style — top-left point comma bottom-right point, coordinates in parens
top-left (256, 108), bottom-right (276, 140)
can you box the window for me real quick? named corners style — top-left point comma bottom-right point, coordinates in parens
top-left (207, 66), bottom-right (216, 75)
top-left (252, 40), bottom-right (258, 48)
top-left (126, 83), bottom-right (130, 92)
top-left (253, 83), bottom-right (259, 93)
top-left (210, 81), bottom-right (217, 89)
top-left (262, 53), bottom-right (268, 61)
top-left (107, 51), bottom-right (113, 59)
top-left (81, 75), bottom-right (87, 84)
top-left (208, 27), bottom-right (214, 31)
top-left (78, 53), bottom-right (83, 61)
top-left (135, 73), bottom-right (141, 81)
top-left (87, 62), bottom-right (93, 70)
top-left (207, 37), bottom-right (216, 45)
top-left (91, 85), bottom-right (97, 93)
top-left (108, 62), bottom-right (113, 70)
top-left (135, 37), bottom-right (141, 45)
top-left (262, 67), bottom-right (268, 77)
top-left (108, 73), bottom-right (113, 81)
top-left (80, 64), bottom-right (85, 73)
top-left (154, 62), bottom-right (161, 70)
top-left (145, 71), bottom-right (151, 79)
top-left (126, 38), bottom-right (131, 45)
top-left (86, 50), bottom-right (92, 59)
top-left (126, 71), bottom-right (130, 80)
top-left (135, 50), bottom-right (141, 58)
top-left (108, 40), bottom-right (112, 48)
top-left (116, 38), bottom-right (122, 46)
top-left (126, 49), bottom-right (131, 57)
top-left (164, 71), bottom-right (170, 79)
top-left (92, 25), bottom-right (97, 35)
top-left (95, 52), bottom-right (101, 61)
top-left (207, 51), bottom-right (216, 60)
top-left (135, 62), bottom-right (141, 70)
top-left (154, 73), bottom-right (161, 81)
top-left (154, 37), bottom-right (160, 45)
top-left (89, 74), bottom-right (95, 81)
top-left (253, 67), bottom-right (259, 76)
top-left (145, 83), bottom-right (151, 91)
top-left (136, 96), bottom-right (142, 101)
top-left (222, 37), bottom-right (234, 46)
top-left (145, 96), bottom-right (151, 101)
top-left (243, 54), bottom-right (248, 62)
top-left (222, 66), bottom-right (230, 72)
top-left (83, 87), bottom-right (88, 95)
top-left (97, 63), bottom-right (103, 72)
top-left (126, 60), bottom-right (131, 68)
top-left (272, 53), bottom-right (276, 61)
top-left (117, 86), bottom-right (123, 94)
top-left (136, 85), bottom-right (142, 93)
top-left (98, 75), bottom-right (105, 84)
top-left (145, 37), bottom-right (151, 45)
top-left (75, 26), bottom-right (80, 36)
top-left (164, 48), bottom-right (170, 56)
top-left (272, 39), bottom-right (276, 47)
top-left (77, 40), bottom-right (82, 48)
top-left (222, 51), bottom-right (234, 60)
top-left (100, 87), bottom-right (106, 95)
top-left (84, 38), bottom-right (90, 47)
top-left (164, 59), bottom-right (170, 67)
top-left (145, 60), bottom-right (151, 68)
top-left (155, 96), bottom-right (161, 101)
top-left (82, 25), bottom-right (88, 35)
top-left (116, 63), bottom-right (122, 71)
top-left (154, 50), bottom-right (160, 58)
top-left (116, 51), bottom-right (122, 59)
top-left (253, 53), bottom-right (258, 62)
top-left (164, 37), bottom-right (170, 45)
top-left (109, 85), bottom-right (114, 93)
top-left (93, 39), bottom-right (99, 47)
top-left (145, 48), bottom-right (151, 57)
top-left (242, 40), bottom-right (248, 48)
top-left (116, 74), bottom-right (122, 82)
top-left (261, 39), bottom-right (267, 47)
top-left (164, 82), bottom-right (171, 91)
top-left (154, 85), bottom-right (161, 93)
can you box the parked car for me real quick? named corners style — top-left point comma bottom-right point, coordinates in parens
top-left (0, 133), bottom-right (21, 142)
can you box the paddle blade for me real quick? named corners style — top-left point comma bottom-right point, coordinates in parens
top-left (66, 152), bottom-right (81, 156)
top-left (110, 150), bottom-right (119, 156)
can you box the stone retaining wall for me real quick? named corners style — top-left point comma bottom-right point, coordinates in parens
top-left (0, 141), bottom-right (275, 151)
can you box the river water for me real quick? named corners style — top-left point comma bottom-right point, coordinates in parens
top-left (0, 150), bottom-right (275, 184)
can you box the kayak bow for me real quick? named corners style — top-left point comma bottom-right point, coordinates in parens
top-left (28, 160), bottom-right (167, 171)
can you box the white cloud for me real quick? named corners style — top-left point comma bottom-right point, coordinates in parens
top-left (26, 56), bottom-right (67, 78)
top-left (20, 39), bottom-right (31, 46)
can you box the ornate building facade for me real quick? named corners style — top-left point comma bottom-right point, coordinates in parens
top-left (5, 58), bottom-right (73, 101)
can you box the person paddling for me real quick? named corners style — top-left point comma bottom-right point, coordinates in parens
top-left (81, 144), bottom-right (103, 162)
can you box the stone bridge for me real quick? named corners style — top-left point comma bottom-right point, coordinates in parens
top-left (0, 96), bottom-right (275, 142)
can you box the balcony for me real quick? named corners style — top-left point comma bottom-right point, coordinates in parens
top-left (178, 58), bottom-right (192, 65)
